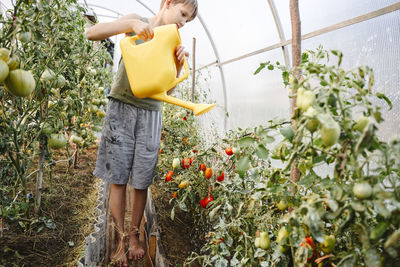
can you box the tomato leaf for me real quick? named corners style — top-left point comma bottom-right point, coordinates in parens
top-left (280, 126), bottom-right (294, 142)
top-left (255, 144), bottom-right (269, 160)
top-left (376, 92), bottom-right (392, 110)
top-left (282, 71), bottom-right (289, 86)
top-left (236, 156), bottom-right (250, 177)
top-left (254, 61), bottom-right (270, 75)
top-left (298, 171), bottom-right (318, 188)
top-left (238, 136), bottom-right (255, 148)
top-left (170, 207), bottom-right (175, 220)
top-left (364, 248), bottom-right (381, 267)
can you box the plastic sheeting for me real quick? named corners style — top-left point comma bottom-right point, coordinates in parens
top-left (1, 0), bottom-right (399, 137)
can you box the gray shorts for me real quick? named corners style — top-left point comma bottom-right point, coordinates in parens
top-left (93, 98), bottom-right (162, 189)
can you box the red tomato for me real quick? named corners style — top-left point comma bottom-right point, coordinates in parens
top-left (300, 237), bottom-right (316, 262)
top-left (217, 171), bottom-right (225, 182)
top-left (199, 163), bottom-right (206, 172)
top-left (183, 116), bottom-right (187, 121)
top-left (165, 171), bottom-right (174, 182)
top-left (182, 158), bottom-right (190, 169)
top-left (225, 147), bottom-right (233, 156)
top-left (205, 168), bottom-right (213, 179)
top-left (200, 195), bottom-right (214, 208)
top-left (213, 238), bottom-right (225, 245)
top-left (189, 157), bottom-right (194, 165)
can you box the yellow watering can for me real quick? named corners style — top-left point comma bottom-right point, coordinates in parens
top-left (120, 24), bottom-right (216, 116)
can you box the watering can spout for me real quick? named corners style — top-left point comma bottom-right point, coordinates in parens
top-left (151, 92), bottom-right (216, 116)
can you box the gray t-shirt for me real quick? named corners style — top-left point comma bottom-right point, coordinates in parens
top-left (109, 17), bottom-right (162, 111)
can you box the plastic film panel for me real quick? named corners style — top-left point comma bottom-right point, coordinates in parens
top-left (274, 0), bottom-right (400, 39)
top-left (194, 0), bottom-right (281, 60)
top-left (287, 10), bottom-right (400, 140)
top-left (222, 49), bottom-right (290, 130)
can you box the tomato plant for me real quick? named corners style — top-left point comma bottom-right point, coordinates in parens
top-left (0, 0), bottom-right (112, 227)
top-left (157, 47), bottom-right (399, 267)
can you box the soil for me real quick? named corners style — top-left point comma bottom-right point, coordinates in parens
top-left (0, 145), bottom-right (100, 267)
top-left (150, 182), bottom-right (203, 267)
top-left (1, 145), bottom-right (202, 267)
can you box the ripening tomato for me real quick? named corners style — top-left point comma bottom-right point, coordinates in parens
top-left (199, 163), bottom-right (206, 172)
top-left (300, 236), bottom-right (315, 248)
top-left (172, 192), bottom-right (178, 198)
top-left (178, 180), bottom-right (190, 189)
top-left (182, 158), bottom-right (190, 169)
top-left (225, 147), bottom-right (233, 156)
top-left (165, 171), bottom-right (174, 182)
top-left (189, 157), bottom-right (194, 165)
top-left (205, 168), bottom-right (213, 179)
top-left (217, 171), bottom-right (225, 182)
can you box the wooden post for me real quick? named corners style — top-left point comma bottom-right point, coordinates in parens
top-left (290, 0), bottom-right (301, 183)
top-left (191, 37), bottom-right (196, 104)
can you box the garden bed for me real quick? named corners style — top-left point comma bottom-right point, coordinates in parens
top-left (0, 146), bottom-right (100, 266)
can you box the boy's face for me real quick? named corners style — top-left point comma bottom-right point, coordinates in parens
top-left (163, 2), bottom-right (195, 28)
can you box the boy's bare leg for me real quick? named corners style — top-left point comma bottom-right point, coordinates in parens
top-left (109, 184), bottom-right (128, 267)
top-left (128, 187), bottom-right (148, 260)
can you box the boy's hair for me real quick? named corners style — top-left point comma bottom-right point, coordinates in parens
top-left (160, 0), bottom-right (198, 21)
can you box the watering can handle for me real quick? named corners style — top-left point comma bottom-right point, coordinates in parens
top-left (128, 34), bottom-right (143, 46)
top-left (171, 56), bottom-right (189, 88)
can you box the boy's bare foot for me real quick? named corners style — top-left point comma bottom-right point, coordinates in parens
top-left (110, 235), bottom-right (128, 267)
top-left (128, 227), bottom-right (145, 261)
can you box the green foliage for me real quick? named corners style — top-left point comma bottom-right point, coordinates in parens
top-left (158, 47), bottom-right (400, 266)
top-left (0, 0), bottom-right (113, 222)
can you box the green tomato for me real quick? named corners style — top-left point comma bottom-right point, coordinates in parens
top-left (0, 48), bottom-right (10, 62)
top-left (172, 158), bottom-right (180, 169)
top-left (321, 235), bottom-right (335, 254)
top-left (17, 31), bottom-right (31, 43)
top-left (48, 134), bottom-right (67, 149)
top-left (70, 134), bottom-right (84, 145)
top-left (254, 237), bottom-right (261, 248)
top-left (57, 74), bottom-right (66, 88)
top-left (41, 122), bottom-right (53, 135)
top-left (40, 68), bottom-right (56, 82)
top-left (277, 199), bottom-right (288, 211)
top-left (259, 232), bottom-right (270, 250)
top-left (353, 116), bottom-right (369, 132)
top-left (353, 182), bottom-right (372, 199)
top-left (321, 121), bottom-right (340, 147)
top-left (5, 69), bottom-right (36, 97)
top-left (0, 59), bottom-right (9, 83)
top-left (277, 227), bottom-right (289, 243)
top-left (7, 56), bottom-right (19, 70)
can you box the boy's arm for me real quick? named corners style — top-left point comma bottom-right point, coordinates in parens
top-left (86, 13), bottom-right (153, 41)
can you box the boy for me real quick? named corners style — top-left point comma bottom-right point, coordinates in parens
top-left (86, 0), bottom-right (198, 266)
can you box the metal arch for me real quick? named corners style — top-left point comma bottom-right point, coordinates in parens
top-left (136, 0), bottom-right (156, 16)
top-left (81, 3), bottom-right (124, 17)
top-left (134, 1), bottom-right (229, 130)
top-left (267, 0), bottom-right (291, 67)
top-left (197, 14), bottom-right (228, 131)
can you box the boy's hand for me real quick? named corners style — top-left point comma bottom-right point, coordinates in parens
top-left (132, 20), bottom-right (153, 40)
top-left (175, 45), bottom-right (189, 66)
